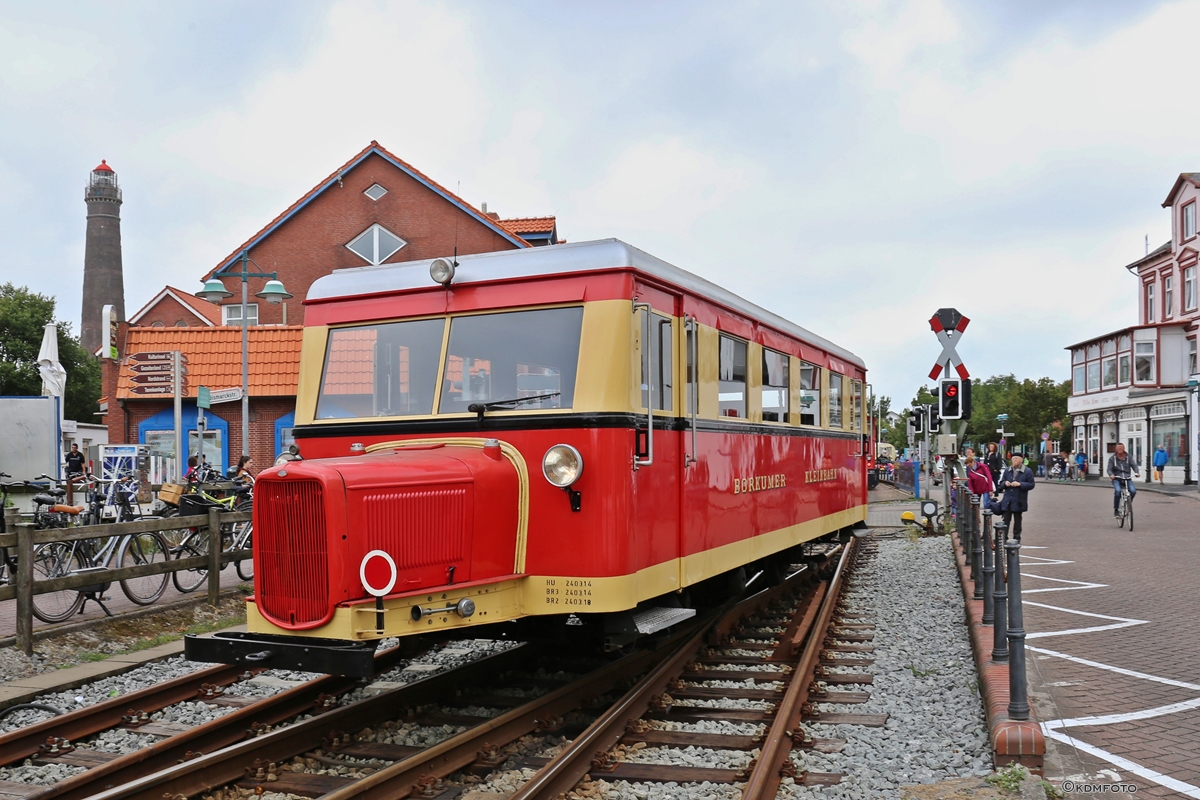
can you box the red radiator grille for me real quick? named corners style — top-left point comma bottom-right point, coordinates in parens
top-left (256, 480), bottom-right (330, 628)
top-left (364, 486), bottom-right (467, 570)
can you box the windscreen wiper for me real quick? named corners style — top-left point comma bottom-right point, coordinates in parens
top-left (468, 392), bottom-right (561, 425)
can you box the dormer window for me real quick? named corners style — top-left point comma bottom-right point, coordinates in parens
top-left (1184, 202), bottom-right (1196, 241)
top-left (346, 224), bottom-right (406, 265)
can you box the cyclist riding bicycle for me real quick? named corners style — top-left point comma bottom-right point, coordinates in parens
top-left (1107, 443), bottom-right (1140, 517)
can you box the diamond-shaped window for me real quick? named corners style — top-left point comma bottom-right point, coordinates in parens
top-left (364, 183), bottom-right (387, 201)
top-left (347, 224), bottom-right (406, 265)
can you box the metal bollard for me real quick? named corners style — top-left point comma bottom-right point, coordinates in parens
top-left (981, 511), bottom-right (995, 624)
top-left (1006, 536), bottom-right (1030, 720)
top-left (967, 500), bottom-right (978, 581)
top-left (972, 502), bottom-right (985, 600)
top-left (992, 518), bottom-right (1008, 661)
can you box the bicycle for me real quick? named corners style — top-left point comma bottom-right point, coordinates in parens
top-left (170, 479), bottom-right (254, 591)
top-left (27, 473), bottom-right (170, 623)
top-left (1114, 478), bottom-right (1135, 531)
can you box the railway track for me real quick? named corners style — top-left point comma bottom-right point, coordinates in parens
top-left (0, 539), bottom-right (871, 800)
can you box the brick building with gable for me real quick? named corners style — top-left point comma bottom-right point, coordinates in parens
top-left (101, 142), bottom-right (560, 476)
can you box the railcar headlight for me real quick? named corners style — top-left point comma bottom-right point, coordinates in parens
top-left (542, 444), bottom-right (583, 488)
top-left (429, 258), bottom-right (456, 285)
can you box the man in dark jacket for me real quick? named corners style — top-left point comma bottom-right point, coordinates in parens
top-left (997, 454), bottom-right (1036, 541)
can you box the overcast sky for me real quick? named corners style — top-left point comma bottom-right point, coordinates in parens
top-left (0, 0), bottom-right (1190, 406)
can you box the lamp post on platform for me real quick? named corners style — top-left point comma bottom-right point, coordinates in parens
top-left (198, 251), bottom-right (291, 461)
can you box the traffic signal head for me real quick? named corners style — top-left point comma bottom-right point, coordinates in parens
top-left (928, 405), bottom-right (942, 432)
top-left (908, 408), bottom-right (923, 433)
top-left (939, 377), bottom-right (962, 419)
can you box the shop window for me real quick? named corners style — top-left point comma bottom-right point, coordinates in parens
top-left (829, 373), bottom-right (844, 428)
top-left (800, 362), bottom-right (821, 425)
top-left (718, 335), bottom-right (747, 418)
top-left (1118, 353), bottom-right (1131, 385)
top-left (1134, 342), bottom-right (1156, 383)
top-left (1101, 357), bottom-right (1116, 389)
top-left (761, 348), bottom-right (789, 422)
top-left (1152, 418), bottom-right (1189, 468)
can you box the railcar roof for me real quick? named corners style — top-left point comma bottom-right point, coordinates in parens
top-left (307, 238), bottom-right (865, 369)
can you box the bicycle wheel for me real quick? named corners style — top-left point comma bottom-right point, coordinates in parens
top-left (119, 531), bottom-right (170, 604)
top-left (1127, 499), bottom-right (1134, 532)
top-left (234, 522), bottom-right (253, 581)
top-left (172, 531), bottom-right (209, 593)
top-left (232, 499), bottom-right (253, 581)
top-left (31, 542), bottom-right (85, 623)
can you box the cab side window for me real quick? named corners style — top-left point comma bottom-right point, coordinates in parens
top-left (639, 312), bottom-right (674, 411)
top-left (829, 373), bottom-right (844, 428)
top-left (719, 335), bottom-right (748, 418)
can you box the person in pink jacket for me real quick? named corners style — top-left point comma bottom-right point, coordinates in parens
top-left (964, 450), bottom-right (995, 510)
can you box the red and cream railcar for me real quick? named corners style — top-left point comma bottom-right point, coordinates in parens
top-left (187, 239), bottom-right (869, 674)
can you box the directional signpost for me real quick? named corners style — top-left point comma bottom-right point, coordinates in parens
top-left (127, 351), bottom-right (186, 479)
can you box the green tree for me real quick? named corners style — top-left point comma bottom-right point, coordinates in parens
top-left (0, 283), bottom-right (101, 422)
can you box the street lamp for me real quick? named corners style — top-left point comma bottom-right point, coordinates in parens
top-left (198, 250), bottom-right (291, 463)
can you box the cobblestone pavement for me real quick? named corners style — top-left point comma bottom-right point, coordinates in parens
top-left (1015, 481), bottom-right (1200, 798)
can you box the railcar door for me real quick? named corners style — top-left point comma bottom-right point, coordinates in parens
top-left (631, 285), bottom-right (683, 603)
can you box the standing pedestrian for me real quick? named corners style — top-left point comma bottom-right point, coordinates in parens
top-left (965, 451), bottom-right (995, 511)
top-left (984, 443), bottom-right (1004, 487)
top-left (1152, 444), bottom-right (1168, 485)
top-left (64, 443), bottom-right (86, 505)
top-left (1074, 449), bottom-right (1088, 482)
top-left (997, 454), bottom-right (1036, 542)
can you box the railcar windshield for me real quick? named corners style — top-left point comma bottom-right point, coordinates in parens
top-left (316, 318), bottom-right (444, 419)
top-left (438, 307), bottom-right (584, 414)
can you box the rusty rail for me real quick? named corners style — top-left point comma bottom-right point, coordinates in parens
top-left (741, 536), bottom-right (857, 800)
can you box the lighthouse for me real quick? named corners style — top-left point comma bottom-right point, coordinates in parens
top-left (80, 160), bottom-right (125, 354)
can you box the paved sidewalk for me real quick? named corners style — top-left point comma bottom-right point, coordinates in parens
top-left (1012, 482), bottom-right (1200, 797)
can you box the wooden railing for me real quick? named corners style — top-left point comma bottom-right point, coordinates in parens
top-left (0, 508), bottom-right (251, 655)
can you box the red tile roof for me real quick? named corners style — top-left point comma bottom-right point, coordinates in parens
top-left (128, 286), bottom-right (222, 326)
top-left (204, 141), bottom-right (529, 280)
top-left (497, 217), bottom-right (556, 235)
top-left (117, 327), bottom-right (303, 399)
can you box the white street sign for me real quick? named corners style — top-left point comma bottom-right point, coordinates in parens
top-left (208, 387), bottom-right (243, 404)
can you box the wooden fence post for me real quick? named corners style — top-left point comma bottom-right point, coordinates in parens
top-left (15, 522), bottom-right (35, 656)
top-left (207, 507), bottom-right (221, 607)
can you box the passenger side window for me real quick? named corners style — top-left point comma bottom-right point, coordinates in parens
top-left (800, 362), bottom-right (821, 426)
top-left (829, 373), bottom-right (844, 428)
top-left (762, 348), bottom-right (789, 422)
top-left (719, 335), bottom-right (748, 418)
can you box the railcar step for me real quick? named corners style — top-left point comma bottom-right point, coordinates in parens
top-left (633, 607), bottom-right (697, 635)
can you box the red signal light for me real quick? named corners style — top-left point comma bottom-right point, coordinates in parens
top-left (946, 385), bottom-right (957, 397)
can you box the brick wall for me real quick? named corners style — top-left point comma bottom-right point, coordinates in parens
top-left (136, 294), bottom-right (213, 329)
top-left (214, 152), bottom-right (521, 327)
